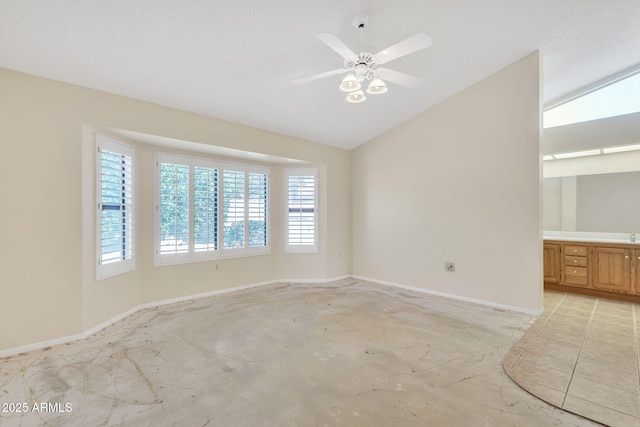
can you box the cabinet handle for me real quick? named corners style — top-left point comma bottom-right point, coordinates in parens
top-left (574, 260), bottom-right (578, 263)
top-left (625, 255), bottom-right (629, 259)
top-left (574, 270), bottom-right (578, 273)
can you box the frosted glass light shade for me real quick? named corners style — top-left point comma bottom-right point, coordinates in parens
top-left (367, 78), bottom-right (388, 94)
top-left (339, 74), bottom-right (361, 92)
top-left (346, 90), bottom-right (366, 103)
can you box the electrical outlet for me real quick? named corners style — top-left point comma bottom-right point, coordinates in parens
top-left (445, 262), bottom-right (455, 272)
top-left (214, 263), bottom-right (221, 271)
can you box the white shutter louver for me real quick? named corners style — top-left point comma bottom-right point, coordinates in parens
top-left (96, 136), bottom-right (135, 280)
top-left (223, 170), bottom-right (245, 249)
top-left (248, 172), bottom-right (268, 247)
top-left (194, 166), bottom-right (218, 252)
top-left (285, 168), bottom-right (318, 253)
top-left (159, 162), bottom-right (190, 255)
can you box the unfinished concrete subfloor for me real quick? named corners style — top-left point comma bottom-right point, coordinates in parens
top-left (0, 278), bottom-right (597, 426)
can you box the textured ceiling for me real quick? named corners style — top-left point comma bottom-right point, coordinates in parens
top-left (2, 0), bottom-right (640, 150)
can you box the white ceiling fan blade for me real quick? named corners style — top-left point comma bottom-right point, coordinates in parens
top-left (291, 68), bottom-right (347, 85)
top-left (376, 68), bottom-right (422, 89)
top-left (316, 33), bottom-right (358, 60)
top-left (375, 33), bottom-right (432, 64)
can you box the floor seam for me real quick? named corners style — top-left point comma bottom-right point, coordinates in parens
top-left (508, 293), bottom-right (568, 372)
top-left (561, 297), bottom-right (598, 408)
top-left (634, 304), bottom-right (640, 395)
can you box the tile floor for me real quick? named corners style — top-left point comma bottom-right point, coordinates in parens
top-left (0, 279), bottom-right (599, 426)
top-left (504, 291), bottom-right (640, 427)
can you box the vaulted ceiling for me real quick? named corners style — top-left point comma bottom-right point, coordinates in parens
top-left (2, 0), bottom-right (640, 150)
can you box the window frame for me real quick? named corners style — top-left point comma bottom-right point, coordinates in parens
top-left (155, 152), bottom-right (270, 266)
top-left (95, 135), bottom-right (135, 280)
top-left (284, 167), bottom-right (318, 254)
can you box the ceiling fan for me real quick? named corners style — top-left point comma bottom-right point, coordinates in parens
top-left (292, 18), bottom-right (432, 103)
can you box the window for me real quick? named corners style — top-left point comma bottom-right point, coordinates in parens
top-left (285, 168), bottom-right (318, 253)
top-left (156, 153), bottom-right (269, 265)
top-left (96, 136), bottom-right (134, 280)
top-left (544, 71), bottom-right (640, 129)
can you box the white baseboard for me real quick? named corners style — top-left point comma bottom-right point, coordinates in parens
top-left (278, 275), bottom-right (350, 283)
top-left (0, 274), bottom-right (541, 358)
top-left (0, 276), bottom-right (350, 359)
top-left (351, 275), bottom-right (544, 316)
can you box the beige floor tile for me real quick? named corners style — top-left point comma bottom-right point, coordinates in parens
top-left (579, 345), bottom-right (639, 373)
top-left (574, 359), bottom-right (640, 393)
top-left (518, 345), bottom-right (578, 373)
top-left (526, 335), bottom-right (582, 357)
top-left (563, 395), bottom-right (640, 427)
top-left (567, 375), bottom-right (640, 417)
top-left (509, 359), bottom-right (571, 393)
top-left (559, 300), bottom-right (596, 311)
top-left (506, 291), bottom-right (640, 427)
top-left (582, 336), bottom-right (637, 359)
top-left (544, 319), bottom-right (590, 336)
top-left (517, 381), bottom-right (566, 408)
top-left (536, 324), bottom-right (585, 345)
top-left (502, 342), bottom-right (526, 371)
top-left (590, 317), bottom-right (635, 332)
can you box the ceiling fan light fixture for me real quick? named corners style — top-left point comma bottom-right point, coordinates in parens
top-left (367, 78), bottom-right (388, 94)
top-left (346, 90), bottom-right (366, 103)
top-left (339, 74), bottom-right (361, 92)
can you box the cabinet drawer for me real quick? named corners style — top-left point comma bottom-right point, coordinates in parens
top-left (565, 245), bottom-right (588, 256)
top-left (564, 268), bottom-right (588, 286)
top-left (565, 255), bottom-right (588, 267)
top-left (564, 266), bottom-right (588, 286)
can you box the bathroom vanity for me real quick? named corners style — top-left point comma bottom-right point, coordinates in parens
top-left (544, 232), bottom-right (640, 301)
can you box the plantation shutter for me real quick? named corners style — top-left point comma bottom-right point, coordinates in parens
top-left (159, 162), bottom-right (190, 255)
top-left (285, 168), bottom-right (318, 253)
top-left (223, 170), bottom-right (245, 249)
top-left (96, 135), bottom-right (135, 280)
top-left (194, 166), bottom-right (219, 252)
top-left (248, 172), bottom-right (268, 247)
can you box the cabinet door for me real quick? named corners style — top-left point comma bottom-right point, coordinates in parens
top-left (635, 250), bottom-right (640, 294)
top-left (543, 244), bottom-right (561, 284)
top-left (592, 247), bottom-right (632, 293)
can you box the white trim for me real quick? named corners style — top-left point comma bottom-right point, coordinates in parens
top-left (351, 275), bottom-right (544, 316)
top-left (0, 276), bottom-right (345, 359)
top-left (0, 274), bottom-right (541, 358)
top-left (278, 275), bottom-right (350, 283)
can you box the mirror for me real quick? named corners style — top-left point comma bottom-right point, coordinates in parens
top-left (542, 111), bottom-right (640, 234)
top-left (543, 172), bottom-right (640, 232)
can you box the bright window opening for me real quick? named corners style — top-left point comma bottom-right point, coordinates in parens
top-left (155, 153), bottom-right (269, 266)
top-left (544, 72), bottom-right (640, 129)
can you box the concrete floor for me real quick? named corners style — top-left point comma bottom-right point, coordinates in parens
top-left (0, 278), bottom-right (597, 426)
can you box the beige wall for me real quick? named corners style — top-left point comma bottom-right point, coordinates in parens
top-left (351, 52), bottom-right (543, 312)
top-left (0, 68), bottom-right (352, 351)
top-left (1, 50), bottom-right (543, 351)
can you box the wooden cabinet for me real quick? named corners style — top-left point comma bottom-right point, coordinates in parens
top-left (543, 244), bottom-right (561, 284)
top-left (636, 250), bottom-right (640, 292)
top-left (592, 246), bottom-right (632, 293)
top-left (563, 245), bottom-right (588, 288)
top-left (544, 240), bottom-right (640, 301)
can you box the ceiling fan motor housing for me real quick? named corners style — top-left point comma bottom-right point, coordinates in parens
top-left (344, 52), bottom-right (378, 81)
